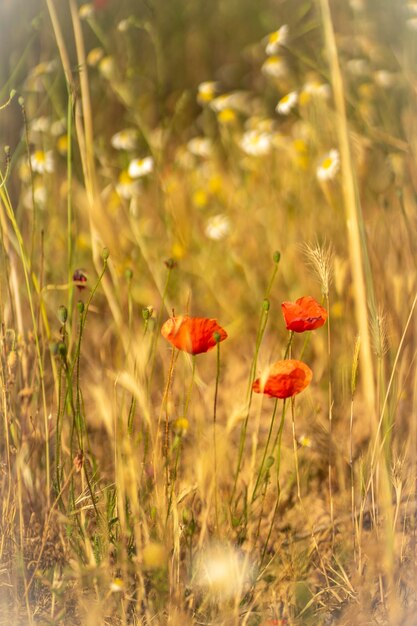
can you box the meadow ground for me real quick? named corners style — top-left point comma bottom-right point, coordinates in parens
top-left (1, 0), bottom-right (417, 624)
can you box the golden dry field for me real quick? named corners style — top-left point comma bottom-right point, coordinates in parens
top-left (1, 0), bottom-right (417, 624)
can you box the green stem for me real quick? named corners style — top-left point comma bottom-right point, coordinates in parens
top-left (260, 399), bottom-right (287, 566)
top-left (251, 399), bottom-right (278, 502)
top-left (213, 340), bottom-right (221, 533)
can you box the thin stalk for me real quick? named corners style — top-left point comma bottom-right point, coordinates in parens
top-left (0, 181), bottom-right (51, 505)
top-left (251, 398), bottom-right (278, 502)
top-left (66, 93), bottom-right (75, 331)
top-left (213, 340), bottom-right (221, 533)
top-left (318, 0), bottom-right (377, 433)
top-left (231, 254), bottom-right (281, 504)
top-left (259, 399), bottom-right (286, 566)
top-left (325, 293), bottom-right (334, 541)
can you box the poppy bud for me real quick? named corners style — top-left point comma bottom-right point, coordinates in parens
top-left (273, 250), bottom-right (281, 264)
top-left (77, 301), bottom-right (85, 315)
top-left (73, 269), bottom-right (87, 291)
top-left (102, 247), bottom-right (110, 261)
top-left (57, 305), bottom-right (68, 324)
top-left (125, 268), bottom-right (133, 280)
top-left (213, 331), bottom-right (222, 343)
top-left (263, 298), bottom-right (270, 311)
top-left (164, 257), bottom-right (177, 269)
top-left (142, 306), bottom-right (153, 321)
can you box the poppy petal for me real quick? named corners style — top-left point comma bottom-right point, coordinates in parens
top-left (161, 315), bottom-right (228, 355)
top-left (253, 359), bottom-right (312, 399)
top-left (281, 296), bottom-right (327, 332)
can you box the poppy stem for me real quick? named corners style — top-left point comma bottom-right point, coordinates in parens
top-left (291, 398), bottom-right (301, 502)
top-left (251, 398), bottom-right (278, 503)
top-left (230, 301), bottom-right (269, 506)
top-left (213, 339), bottom-right (221, 533)
top-left (230, 253), bottom-right (280, 508)
top-left (183, 355), bottom-right (196, 417)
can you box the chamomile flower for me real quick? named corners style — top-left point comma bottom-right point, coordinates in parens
top-left (50, 119), bottom-right (66, 136)
top-left (240, 130), bottom-right (273, 156)
top-left (193, 543), bottom-right (254, 600)
top-left (276, 91), bottom-right (298, 115)
top-left (30, 116), bottom-right (50, 134)
top-left (197, 81), bottom-right (218, 105)
top-left (298, 433), bottom-right (312, 448)
top-left (30, 150), bottom-right (54, 174)
top-left (374, 70), bottom-right (397, 88)
top-left (79, 3), bottom-right (94, 19)
top-left (87, 47), bottom-right (104, 67)
top-left (204, 214), bottom-right (231, 241)
top-left (111, 128), bottom-right (137, 151)
top-left (299, 81), bottom-right (331, 107)
top-left (209, 91), bottom-right (250, 114)
top-left (187, 137), bottom-right (213, 158)
top-left (110, 578), bottom-right (124, 593)
top-left (265, 25), bottom-right (289, 55)
top-left (23, 183), bottom-right (47, 210)
top-left (116, 170), bottom-right (141, 198)
top-left (174, 417), bottom-right (189, 436)
top-left (56, 135), bottom-right (68, 156)
top-left (128, 156), bottom-right (154, 178)
top-left (316, 149), bottom-right (340, 181)
top-left (346, 58), bottom-right (369, 77)
top-left (31, 60), bottom-right (57, 77)
top-left (261, 56), bottom-right (288, 79)
top-left (217, 108), bottom-right (238, 125)
top-left (98, 56), bottom-right (115, 79)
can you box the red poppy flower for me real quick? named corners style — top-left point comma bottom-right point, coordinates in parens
top-left (161, 315), bottom-right (228, 355)
top-left (252, 359), bottom-right (312, 399)
top-left (281, 296), bottom-right (327, 333)
top-left (73, 269), bottom-right (87, 291)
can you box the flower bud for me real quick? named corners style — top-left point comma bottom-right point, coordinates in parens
top-left (57, 305), bottom-right (68, 324)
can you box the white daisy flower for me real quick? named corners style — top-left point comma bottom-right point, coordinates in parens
top-left (30, 116), bottom-right (50, 133)
top-left (316, 149), bottom-right (340, 181)
top-left (79, 3), bottom-right (94, 19)
top-left (261, 56), bottom-right (288, 79)
top-left (30, 150), bottom-right (54, 174)
top-left (197, 81), bottom-right (218, 105)
top-left (240, 130), bottom-right (273, 156)
top-left (374, 70), bottom-right (397, 87)
top-left (265, 25), bottom-right (289, 55)
top-left (209, 91), bottom-right (250, 114)
top-left (116, 170), bottom-right (142, 199)
top-left (98, 56), bottom-right (115, 79)
top-left (50, 119), bottom-right (66, 136)
top-left (111, 128), bottom-right (137, 151)
top-left (187, 137), bottom-right (213, 158)
top-left (110, 578), bottom-right (124, 593)
top-left (303, 80), bottom-right (331, 99)
top-left (346, 58), bottom-right (369, 77)
top-left (275, 91), bottom-right (298, 115)
top-left (204, 214), bottom-right (231, 241)
top-left (23, 183), bottom-right (47, 210)
top-left (87, 47), bottom-right (104, 67)
top-left (128, 156), bottom-right (154, 178)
